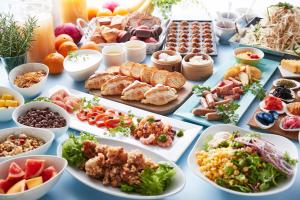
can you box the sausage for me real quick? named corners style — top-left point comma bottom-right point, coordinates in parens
top-left (192, 107), bottom-right (215, 116)
top-left (199, 97), bottom-right (208, 108)
top-left (228, 77), bottom-right (242, 86)
top-left (232, 86), bottom-right (243, 94)
top-left (205, 112), bottom-right (221, 121)
top-left (202, 90), bottom-right (211, 96)
top-left (205, 93), bottom-right (215, 107)
top-left (214, 99), bottom-right (231, 106)
top-left (216, 82), bottom-right (234, 96)
top-left (211, 81), bottom-right (225, 93)
top-left (224, 94), bottom-right (240, 100)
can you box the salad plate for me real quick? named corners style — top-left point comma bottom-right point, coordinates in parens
top-left (42, 85), bottom-right (202, 162)
top-left (188, 124), bottom-right (298, 196)
top-left (174, 58), bottom-right (278, 126)
top-left (57, 136), bottom-right (185, 199)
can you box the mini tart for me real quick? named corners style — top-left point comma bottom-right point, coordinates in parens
top-left (270, 88), bottom-right (296, 103)
top-left (273, 78), bottom-right (300, 90)
top-left (254, 112), bottom-right (275, 129)
top-left (259, 100), bottom-right (286, 114)
top-left (279, 116), bottom-right (300, 132)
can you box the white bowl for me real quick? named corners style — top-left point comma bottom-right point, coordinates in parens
top-left (57, 137), bottom-right (185, 199)
top-left (188, 124), bottom-right (298, 196)
top-left (124, 40), bottom-right (146, 63)
top-left (0, 155), bottom-right (67, 200)
top-left (64, 50), bottom-right (102, 81)
top-left (0, 86), bottom-right (24, 122)
top-left (8, 63), bottom-right (49, 98)
top-left (0, 127), bottom-right (55, 162)
top-left (259, 100), bottom-right (286, 114)
top-left (102, 45), bottom-right (127, 67)
top-left (12, 101), bottom-right (70, 138)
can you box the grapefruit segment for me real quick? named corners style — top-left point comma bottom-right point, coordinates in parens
top-left (41, 166), bottom-right (57, 182)
top-left (24, 159), bottom-right (45, 180)
top-left (6, 179), bottom-right (25, 194)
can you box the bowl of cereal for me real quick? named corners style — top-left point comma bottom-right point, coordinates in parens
top-left (12, 101), bottom-right (70, 138)
top-left (0, 86), bottom-right (24, 122)
top-left (234, 47), bottom-right (264, 67)
top-left (9, 63), bottom-right (49, 98)
top-left (0, 127), bottom-right (55, 162)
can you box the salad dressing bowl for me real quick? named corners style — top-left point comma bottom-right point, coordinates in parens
top-left (57, 137), bottom-right (185, 199)
top-left (188, 124), bottom-right (298, 196)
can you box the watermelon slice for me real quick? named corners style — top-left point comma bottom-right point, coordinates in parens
top-left (0, 179), bottom-right (13, 194)
top-left (24, 159), bottom-right (45, 180)
top-left (41, 166), bottom-right (57, 182)
top-left (0, 162), bottom-right (25, 193)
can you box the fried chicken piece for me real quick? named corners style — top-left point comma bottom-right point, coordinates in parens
top-left (85, 154), bottom-right (105, 178)
top-left (103, 166), bottom-right (123, 187)
top-left (106, 147), bottom-right (128, 165)
top-left (82, 140), bottom-right (98, 159)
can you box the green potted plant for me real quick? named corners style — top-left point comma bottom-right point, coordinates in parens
top-left (151, 0), bottom-right (182, 20)
top-left (0, 14), bottom-right (37, 72)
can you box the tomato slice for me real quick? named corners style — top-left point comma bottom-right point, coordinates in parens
top-left (123, 118), bottom-right (132, 126)
top-left (76, 110), bottom-right (88, 121)
top-left (104, 118), bottom-right (120, 128)
top-left (92, 105), bottom-right (104, 112)
top-left (96, 120), bottom-right (105, 127)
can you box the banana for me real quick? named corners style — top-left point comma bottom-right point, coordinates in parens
top-left (126, 0), bottom-right (146, 13)
top-left (144, 2), bottom-right (154, 14)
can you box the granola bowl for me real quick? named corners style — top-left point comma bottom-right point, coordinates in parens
top-left (0, 127), bottom-right (55, 162)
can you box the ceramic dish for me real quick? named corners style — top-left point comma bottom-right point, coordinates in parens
top-left (43, 85), bottom-right (202, 161)
top-left (254, 112), bottom-right (276, 129)
top-left (270, 88), bottom-right (296, 103)
top-left (64, 50), bottom-right (102, 81)
top-left (8, 63), bottom-right (49, 98)
top-left (279, 116), bottom-right (300, 132)
top-left (278, 65), bottom-right (300, 78)
top-left (234, 47), bottom-right (264, 67)
top-left (0, 127), bottom-right (55, 162)
top-left (151, 50), bottom-right (182, 72)
top-left (174, 58), bottom-right (278, 127)
top-left (124, 40), bottom-right (147, 63)
top-left (57, 137), bottom-right (185, 199)
top-left (188, 124), bottom-right (298, 196)
top-left (259, 100), bottom-right (286, 114)
top-left (273, 78), bottom-right (300, 90)
top-left (0, 86), bottom-right (24, 122)
top-left (12, 101), bottom-right (70, 138)
top-left (0, 155), bottom-right (67, 200)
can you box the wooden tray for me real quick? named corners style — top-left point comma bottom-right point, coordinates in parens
top-left (248, 78), bottom-right (300, 141)
top-left (89, 82), bottom-right (193, 115)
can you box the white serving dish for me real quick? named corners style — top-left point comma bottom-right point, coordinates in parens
top-left (278, 65), bottom-right (300, 78)
top-left (57, 137), bottom-right (185, 199)
top-left (273, 78), bottom-right (300, 90)
top-left (8, 63), bottom-right (49, 98)
top-left (12, 101), bottom-right (70, 138)
top-left (188, 124), bottom-right (298, 196)
top-left (259, 100), bottom-right (286, 114)
top-left (0, 86), bottom-right (24, 122)
top-left (64, 50), bottom-right (102, 81)
top-left (0, 127), bottom-right (55, 162)
top-left (279, 116), bottom-right (300, 132)
top-left (43, 85), bottom-right (202, 161)
top-left (254, 112), bottom-right (275, 129)
top-left (0, 155), bottom-right (67, 200)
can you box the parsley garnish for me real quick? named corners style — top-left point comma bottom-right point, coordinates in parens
top-left (242, 82), bottom-right (266, 100)
top-left (147, 117), bottom-right (156, 123)
top-left (215, 102), bottom-right (240, 124)
top-left (192, 85), bottom-right (211, 96)
top-left (176, 129), bottom-right (184, 137)
top-left (32, 96), bottom-right (51, 103)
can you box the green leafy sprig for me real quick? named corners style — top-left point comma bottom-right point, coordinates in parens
top-left (215, 102), bottom-right (240, 124)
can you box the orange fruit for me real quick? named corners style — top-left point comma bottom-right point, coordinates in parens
top-left (58, 41), bottom-right (78, 57)
top-left (54, 34), bottom-right (74, 50)
top-left (97, 8), bottom-right (112, 17)
top-left (80, 41), bottom-right (99, 51)
top-left (88, 7), bottom-right (99, 20)
top-left (43, 52), bottom-right (64, 75)
top-left (113, 6), bottom-right (129, 16)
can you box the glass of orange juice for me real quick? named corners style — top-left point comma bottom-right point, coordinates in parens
top-left (59, 0), bottom-right (88, 24)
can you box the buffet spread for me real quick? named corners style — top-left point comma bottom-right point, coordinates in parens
top-left (0, 1), bottom-right (299, 200)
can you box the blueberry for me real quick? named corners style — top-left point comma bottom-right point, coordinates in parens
top-left (269, 111), bottom-right (279, 120)
top-left (262, 113), bottom-right (274, 124)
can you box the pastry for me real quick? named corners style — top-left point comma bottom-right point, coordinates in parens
top-left (101, 26), bottom-right (119, 43)
top-left (121, 81), bottom-right (152, 101)
top-left (150, 70), bottom-right (169, 86)
top-left (85, 72), bottom-right (117, 90)
top-left (141, 84), bottom-right (178, 105)
top-left (165, 72), bottom-right (186, 89)
top-left (101, 76), bottom-right (134, 95)
top-left (287, 102), bottom-right (300, 116)
top-left (140, 67), bottom-right (157, 84)
top-left (130, 63), bottom-right (146, 79)
top-left (120, 62), bottom-right (134, 76)
top-left (281, 59), bottom-right (300, 73)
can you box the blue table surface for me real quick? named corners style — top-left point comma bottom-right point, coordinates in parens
top-left (0, 45), bottom-right (299, 200)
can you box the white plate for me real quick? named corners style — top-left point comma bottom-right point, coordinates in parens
top-left (0, 155), bottom-right (67, 200)
top-left (188, 124), bottom-right (298, 196)
top-left (0, 127), bottom-right (55, 162)
top-left (279, 116), bottom-right (300, 132)
top-left (57, 137), bottom-right (185, 199)
top-left (278, 65), bottom-right (300, 78)
top-left (254, 112), bottom-right (275, 129)
top-left (270, 88), bottom-right (295, 103)
top-left (273, 78), bottom-right (300, 90)
top-left (259, 100), bottom-right (286, 114)
top-left (43, 85), bottom-right (202, 161)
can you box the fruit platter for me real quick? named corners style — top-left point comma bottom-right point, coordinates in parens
top-left (0, 0), bottom-right (300, 200)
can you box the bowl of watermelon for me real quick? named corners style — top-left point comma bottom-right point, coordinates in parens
top-left (0, 155), bottom-right (67, 200)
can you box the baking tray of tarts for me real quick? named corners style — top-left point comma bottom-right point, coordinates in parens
top-left (163, 20), bottom-right (217, 56)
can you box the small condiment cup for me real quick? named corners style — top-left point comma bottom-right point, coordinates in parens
top-left (151, 50), bottom-right (182, 72)
top-left (182, 53), bottom-right (214, 81)
top-left (102, 44), bottom-right (126, 67)
top-left (124, 40), bottom-right (146, 63)
top-left (215, 20), bottom-right (236, 44)
top-left (217, 11), bottom-right (238, 22)
top-left (234, 47), bottom-right (264, 66)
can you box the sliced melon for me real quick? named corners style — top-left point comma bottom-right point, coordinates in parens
top-left (25, 176), bottom-right (43, 190)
